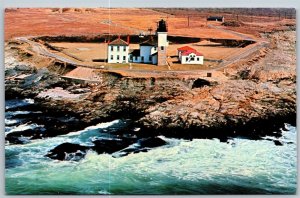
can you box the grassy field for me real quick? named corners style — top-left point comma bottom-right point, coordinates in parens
top-left (50, 40), bottom-right (240, 66)
top-left (5, 8), bottom-right (271, 40)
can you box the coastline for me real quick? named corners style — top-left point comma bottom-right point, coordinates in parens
top-left (5, 31), bottom-right (296, 143)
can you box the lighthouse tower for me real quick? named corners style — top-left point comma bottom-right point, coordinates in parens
top-left (156, 19), bottom-right (168, 66)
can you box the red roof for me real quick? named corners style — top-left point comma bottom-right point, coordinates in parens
top-left (177, 46), bottom-right (195, 51)
top-left (181, 50), bottom-right (203, 56)
top-left (108, 38), bottom-right (129, 46)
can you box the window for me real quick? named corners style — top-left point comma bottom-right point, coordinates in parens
top-left (117, 46), bottom-right (120, 51)
top-left (111, 55), bottom-right (113, 60)
top-left (117, 55), bottom-right (119, 60)
top-left (197, 57), bottom-right (200, 61)
top-left (123, 56), bottom-right (126, 61)
top-left (123, 46), bottom-right (126, 52)
top-left (141, 56), bottom-right (144, 62)
top-left (154, 47), bottom-right (157, 51)
top-left (186, 57), bottom-right (188, 61)
top-left (110, 46), bottom-right (113, 51)
top-left (149, 56), bottom-right (152, 61)
top-left (135, 56), bottom-right (137, 61)
top-left (191, 57), bottom-right (195, 61)
top-left (161, 46), bottom-right (164, 50)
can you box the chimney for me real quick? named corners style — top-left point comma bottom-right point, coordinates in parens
top-left (127, 35), bottom-right (130, 44)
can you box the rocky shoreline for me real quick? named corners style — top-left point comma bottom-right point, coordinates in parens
top-left (5, 30), bottom-right (296, 160)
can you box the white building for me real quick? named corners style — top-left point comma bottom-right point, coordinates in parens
top-left (129, 19), bottom-right (168, 66)
top-left (107, 19), bottom-right (168, 66)
top-left (107, 37), bottom-right (129, 63)
top-left (129, 38), bottom-right (158, 65)
top-left (177, 46), bottom-right (204, 65)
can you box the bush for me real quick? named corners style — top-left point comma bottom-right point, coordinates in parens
top-left (222, 21), bottom-right (244, 27)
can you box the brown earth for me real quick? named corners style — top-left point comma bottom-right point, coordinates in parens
top-left (4, 8), bottom-right (296, 140)
top-left (5, 8), bottom-right (294, 41)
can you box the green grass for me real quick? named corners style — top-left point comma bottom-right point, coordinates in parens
top-left (105, 62), bottom-right (219, 71)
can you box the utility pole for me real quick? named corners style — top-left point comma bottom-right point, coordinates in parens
top-left (148, 27), bottom-right (153, 35)
top-left (278, 13), bottom-right (281, 21)
top-left (236, 14), bottom-right (239, 21)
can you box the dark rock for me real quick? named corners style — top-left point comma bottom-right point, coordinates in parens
top-left (5, 113), bottom-right (88, 144)
top-left (273, 140), bottom-right (283, 146)
top-left (5, 136), bottom-right (26, 144)
top-left (92, 138), bottom-right (135, 154)
top-left (45, 142), bottom-right (90, 161)
top-left (238, 69), bottom-right (251, 79)
top-left (138, 137), bottom-right (166, 148)
top-left (15, 64), bottom-right (33, 72)
top-left (192, 78), bottom-right (211, 89)
top-left (282, 125), bottom-right (289, 132)
top-left (5, 69), bottom-right (18, 76)
top-left (5, 128), bottom-right (46, 144)
top-left (111, 137), bottom-right (166, 158)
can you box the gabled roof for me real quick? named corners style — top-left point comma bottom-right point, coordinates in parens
top-left (177, 46), bottom-right (196, 51)
top-left (109, 38), bottom-right (129, 46)
top-left (140, 37), bottom-right (157, 46)
top-left (129, 49), bottom-right (140, 56)
top-left (151, 52), bottom-right (158, 56)
top-left (182, 50), bottom-right (203, 56)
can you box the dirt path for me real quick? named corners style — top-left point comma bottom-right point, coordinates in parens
top-left (16, 37), bottom-right (104, 69)
top-left (15, 23), bottom-right (269, 81)
top-left (207, 24), bottom-right (255, 41)
top-left (206, 24), bottom-right (269, 70)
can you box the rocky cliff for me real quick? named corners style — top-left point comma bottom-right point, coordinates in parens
top-left (5, 30), bottom-right (296, 143)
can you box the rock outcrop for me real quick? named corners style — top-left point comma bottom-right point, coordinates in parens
top-left (5, 30), bottom-right (296, 144)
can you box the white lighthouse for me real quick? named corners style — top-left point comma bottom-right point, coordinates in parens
top-left (156, 19), bottom-right (168, 66)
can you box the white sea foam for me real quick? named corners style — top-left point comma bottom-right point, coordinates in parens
top-left (62, 120), bottom-right (121, 137)
top-left (5, 99), bottom-right (34, 110)
top-left (5, 111), bottom-right (42, 118)
top-left (24, 98), bottom-right (34, 104)
top-left (5, 123), bottom-right (297, 195)
top-left (6, 123), bottom-right (44, 134)
top-left (5, 118), bottom-right (20, 125)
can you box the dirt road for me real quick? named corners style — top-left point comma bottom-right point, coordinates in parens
top-left (15, 24), bottom-right (268, 81)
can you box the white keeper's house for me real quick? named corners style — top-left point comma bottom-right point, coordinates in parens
top-left (107, 36), bottom-right (130, 63)
top-left (177, 46), bottom-right (204, 65)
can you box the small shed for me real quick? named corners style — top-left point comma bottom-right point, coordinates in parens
top-left (207, 16), bottom-right (225, 22)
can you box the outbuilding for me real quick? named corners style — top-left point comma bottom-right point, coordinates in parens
top-left (177, 46), bottom-right (204, 65)
top-left (207, 16), bottom-right (225, 22)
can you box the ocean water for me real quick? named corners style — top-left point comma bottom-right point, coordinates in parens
top-left (5, 99), bottom-right (297, 195)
